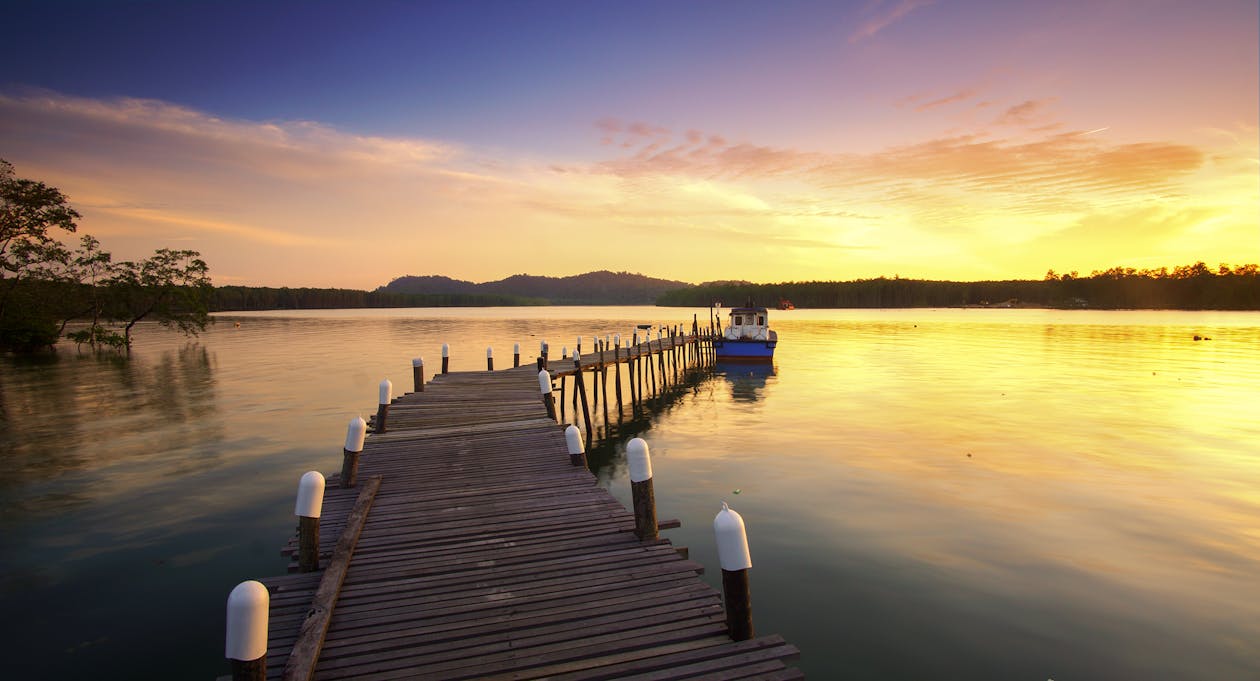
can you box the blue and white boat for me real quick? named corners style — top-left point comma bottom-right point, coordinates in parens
top-left (713, 305), bottom-right (777, 363)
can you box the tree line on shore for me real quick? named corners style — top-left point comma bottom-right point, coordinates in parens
top-left (1, 159), bottom-right (211, 351)
top-left (656, 265), bottom-right (1260, 310)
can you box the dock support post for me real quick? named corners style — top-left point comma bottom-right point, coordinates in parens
top-left (513, 343), bottom-right (520, 368)
top-left (627, 438), bottom-right (658, 541)
top-left (374, 379), bottom-right (392, 434)
top-left (574, 353), bottom-right (592, 445)
top-left (341, 416), bottom-right (366, 488)
top-left (296, 471), bottom-right (325, 573)
top-left (539, 370), bottom-right (557, 422)
top-left (614, 336), bottom-right (623, 411)
top-left (411, 357), bottom-right (424, 392)
top-left (441, 343), bottom-right (450, 374)
top-left (542, 341), bottom-right (549, 370)
top-left (564, 424), bottom-right (588, 469)
top-left (559, 370), bottom-right (567, 420)
top-left (592, 341), bottom-right (600, 409)
top-left (226, 580), bottom-right (269, 681)
top-left (486, 346), bottom-right (494, 371)
top-left (715, 502), bottom-right (754, 641)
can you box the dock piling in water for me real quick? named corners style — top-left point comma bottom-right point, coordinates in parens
top-left (411, 357), bottom-right (424, 392)
top-left (486, 345), bottom-right (494, 371)
top-left (513, 342), bottom-right (520, 368)
top-left (441, 343), bottom-right (450, 374)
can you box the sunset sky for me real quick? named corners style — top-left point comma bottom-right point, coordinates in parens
top-left (2, 0), bottom-right (1256, 288)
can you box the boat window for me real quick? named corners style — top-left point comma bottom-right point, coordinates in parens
top-left (733, 315), bottom-right (742, 325)
top-left (758, 316), bottom-right (765, 325)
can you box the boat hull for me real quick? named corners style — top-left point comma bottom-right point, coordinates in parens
top-left (713, 338), bottom-right (776, 363)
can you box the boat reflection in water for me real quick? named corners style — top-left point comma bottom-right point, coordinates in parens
top-left (715, 361), bottom-right (777, 402)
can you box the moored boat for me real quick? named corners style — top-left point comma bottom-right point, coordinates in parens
top-left (713, 305), bottom-right (777, 363)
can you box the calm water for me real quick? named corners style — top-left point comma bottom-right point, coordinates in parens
top-left (1, 307), bottom-right (1257, 679)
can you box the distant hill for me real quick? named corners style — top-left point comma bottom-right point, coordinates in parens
top-left (378, 270), bottom-right (693, 305)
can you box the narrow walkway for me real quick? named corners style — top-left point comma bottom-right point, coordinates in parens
top-left (256, 358), bottom-right (800, 679)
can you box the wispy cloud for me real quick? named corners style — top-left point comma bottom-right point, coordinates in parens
top-left (994, 98), bottom-right (1058, 127)
top-left (914, 89), bottom-right (979, 112)
top-left (850, 0), bottom-right (935, 43)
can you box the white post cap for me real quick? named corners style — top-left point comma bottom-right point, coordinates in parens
top-left (626, 437), bottom-right (653, 482)
top-left (615, 334), bottom-right (621, 346)
top-left (714, 502), bottom-right (752, 571)
top-left (378, 378), bottom-right (392, 405)
top-left (411, 357), bottom-right (423, 367)
top-left (564, 425), bottom-right (584, 455)
top-left (295, 471), bottom-right (325, 518)
top-left (486, 346), bottom-right (493, 358)
top-left (605, 335), bottom-right (610, 345)
top-left (344, 416), bottom-right (367, 452)
top-left (538, 370), bottom-right (552, 395)
top-left (562, 346), bottom-right (568, 359)
top-left (441, 343), bottom-right (450, 358)
top-left (225, 580), bottom-right (269, 661)
top-left (574, 351), bottom-right (581, 362)
top-left (513, 343), bottom-right (520, 353)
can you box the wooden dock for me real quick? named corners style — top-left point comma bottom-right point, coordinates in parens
top-left (233, 332), bottom-right (801, 680)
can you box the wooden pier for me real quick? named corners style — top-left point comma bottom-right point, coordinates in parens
top-left (229, 330), bottom-right (801, 680)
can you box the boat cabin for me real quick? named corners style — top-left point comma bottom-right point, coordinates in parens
top-left (724, 306), bottom-right (772, 341)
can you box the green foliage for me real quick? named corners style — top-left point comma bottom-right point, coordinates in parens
top-left (0, 158), bottom-right (82, 347)
top-left (658, 263), bottom-right (1260, 310)
top-left (108, 249), bottom-right (213, 344)
top-left (66, 324), bottom-right (126, 350)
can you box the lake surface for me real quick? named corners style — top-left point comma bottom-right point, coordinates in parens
top-left (2, 307), bottom-right (1258, 679)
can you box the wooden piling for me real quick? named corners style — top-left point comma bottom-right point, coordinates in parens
top-left (513, 343), bottom-right (520, 368)
top-left (411, 358), bottom-right (424, 392)
top-left (226, 581), bottom-right (268, 681)
top-left (574, 353), bottom-right (592, 445)
top-left (538, 370), bottom-right (557, 422)
top-left (715, 502), bottom-right (755, 642)
top-left (341, 417), bottom-right (366, 489)
top-left (614, 339), bottom-right (623, 411)
top-left (295, 472), bottom-right (325, 573)
top-left (486, 346), bottom-right (494, 371)
top-left (627, 438), bottom-right (658, 541)
top-left (374, 379), bottom-right (391, 434)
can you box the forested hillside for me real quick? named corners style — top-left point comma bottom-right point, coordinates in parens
top-left (379, 270), bottom-right (691, 305)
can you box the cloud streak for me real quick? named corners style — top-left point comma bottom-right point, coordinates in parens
top-left (850, 0), bottom-right (935, 43)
